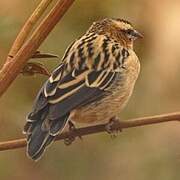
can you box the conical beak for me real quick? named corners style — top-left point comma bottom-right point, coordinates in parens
top-left (133, 30), bottom-right (143, 39)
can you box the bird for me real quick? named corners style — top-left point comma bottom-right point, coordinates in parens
top-left (23, 18), bottom-right (143, 160)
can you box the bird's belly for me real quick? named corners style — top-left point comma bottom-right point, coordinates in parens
top-left (70, 86), bottom-right (132, 124)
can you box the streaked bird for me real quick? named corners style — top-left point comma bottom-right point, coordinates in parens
top-left (23, 18), bottom-right (142, 160)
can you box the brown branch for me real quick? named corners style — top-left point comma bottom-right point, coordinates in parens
top-left (0, 0), bottom-right (75, 97)
top-left (0, 112), bottom-right (180, 151)
top-left (7, 0), bottom-right (54, 62)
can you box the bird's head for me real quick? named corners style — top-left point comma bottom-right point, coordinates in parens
top-left (88, 18), bottom-right (143, 48)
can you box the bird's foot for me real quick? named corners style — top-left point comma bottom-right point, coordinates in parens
top-left (64, 135), bottom-right (75, 146)
top-left (64, 121), bottom-right (82, 146)
top-left (105, 117), bottom-right (122, 138)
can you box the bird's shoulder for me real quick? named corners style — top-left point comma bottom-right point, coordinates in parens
top-left (61, 33), bottom-right (131, 73)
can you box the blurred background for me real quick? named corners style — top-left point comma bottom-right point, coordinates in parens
top-left (0, 0), bottom-right (180, 179)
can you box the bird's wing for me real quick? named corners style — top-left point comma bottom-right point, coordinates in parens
top-left (43, 64), bottom-right (118, 120)
top-left (30, 34), bottom-right (128, 121)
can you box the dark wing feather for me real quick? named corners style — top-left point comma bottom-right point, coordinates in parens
top-left (30, 86), bottom-right (48, 117)
top-left (29, 64), bottom-right (65, 118)
top-left (44, 68), bottom-right (117, 120)
top-left (25, 66), bottom-right (117, 160)
top-left (86, 70), bottom-right (117, 90)
top-left (48, 86), bottom-right (104, 120)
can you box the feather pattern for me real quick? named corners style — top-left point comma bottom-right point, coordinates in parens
top-left (24, 18), bottom-right (141, 160)
top-left (43, 33), bottom-right (129, 105)
top-left (24, 33), bottom-right (131, 160)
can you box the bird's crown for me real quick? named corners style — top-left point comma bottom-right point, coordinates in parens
top-left (87, 18), bottom-right (143, 48)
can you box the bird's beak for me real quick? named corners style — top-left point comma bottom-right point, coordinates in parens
top-left (133, 30), bottom-right (143, 39)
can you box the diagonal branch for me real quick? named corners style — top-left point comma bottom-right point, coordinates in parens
top-left (0, 0), bottom-right (75, 97)
top-left (7, 0), bottom-right (54, 62)
top-left (0, 112), bottom-right (180, 151)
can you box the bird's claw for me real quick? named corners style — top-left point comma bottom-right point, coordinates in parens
top-left (64, 121), bottom-right (82, 146)
top-left (64, 135), bottom-right (75, 146)
top-left (105, 117), bottom-right (122, 138)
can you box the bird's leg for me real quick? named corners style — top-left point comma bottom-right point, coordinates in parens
top-left (68, 121), bottom-right (83, 140)
top-left (64, 121), bottom-right (82, 146)
top-left (68, 121), bottom-right (76, 131)
top-left (64, 121), bottom-right (76, 146)
top-left (105, 117), bottom-right (122, 138)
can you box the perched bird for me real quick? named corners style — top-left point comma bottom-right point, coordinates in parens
top-left (23, 18), bottom-right (142, 160)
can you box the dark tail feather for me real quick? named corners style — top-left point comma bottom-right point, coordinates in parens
top-left (30, 135), bottom-right (55, 160)
top-left (24, 111), bottom-right (69, 161)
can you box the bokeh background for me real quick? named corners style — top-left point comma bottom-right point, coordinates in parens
top-left (0, 0), bottom-right (180, 179)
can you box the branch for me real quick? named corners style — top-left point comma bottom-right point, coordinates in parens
top-left (0, 112), bottom-right (180, 151)
top-left (0, 0), bottom-right (75, 97)
top-left (7, 0), bottom-right (54, 61)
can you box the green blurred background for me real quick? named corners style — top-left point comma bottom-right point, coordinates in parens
top-left (0, 0), bottom-right (180, 179)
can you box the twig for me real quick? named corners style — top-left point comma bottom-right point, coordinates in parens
top-left (0, 0), bottom-right (75, 97)
top-left (0, 112), bottom-right (179, 151)
top-left (7, 0), bottom-right (54, 62)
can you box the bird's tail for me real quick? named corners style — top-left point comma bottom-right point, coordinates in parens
top-left (23, 109), bottom-right (69, 161)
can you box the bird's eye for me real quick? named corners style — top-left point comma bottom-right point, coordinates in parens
top-left (126, 29), bottom-right (133, 35)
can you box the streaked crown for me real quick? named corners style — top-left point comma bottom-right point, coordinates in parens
top-left (87, 18), bottom-right (143, 48)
